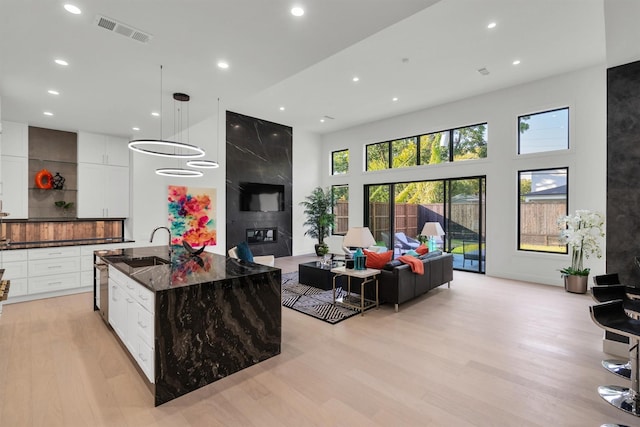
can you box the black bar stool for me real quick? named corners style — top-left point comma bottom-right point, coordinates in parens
top-left (590, 299), bottom-right (640, 417)
top-left (592, 285), bottom-right (640, 379)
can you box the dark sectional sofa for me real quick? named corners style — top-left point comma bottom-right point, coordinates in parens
top-left (377, 251), bottom-right (453, 311)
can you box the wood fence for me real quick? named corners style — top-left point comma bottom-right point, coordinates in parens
top-left (363, 201), bottom-right (565, 246)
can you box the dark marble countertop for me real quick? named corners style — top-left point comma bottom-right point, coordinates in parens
top-left (98, 245), bottom-right (278, 292)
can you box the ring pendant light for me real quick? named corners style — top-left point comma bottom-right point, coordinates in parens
top-left (154, 92), bottom-right (204, 177)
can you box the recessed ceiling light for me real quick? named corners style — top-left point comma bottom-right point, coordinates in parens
top-left (392, 97), bottom-right (398, 102)
top-left (487, 22), bottom-right (496, 29)
top-left (55, 59), bottom-right (68, 66)
top-left (352, 76), bottom-right (359, 82)
top-left (151, 112), bottom-right (160, 117)
top-left (48, 89), bottom-right (60, 95)
top-left (291, 7), bottom-right (304, 17)
top-left (132, 127), bottom-right (140, 131)
top-left (512, 60), bottom-right (521, 65)
top-left (217, 61), bottom-right (229, 69)
top-left (43, 111), bottom-right (53, 116)
top-left (320, 119), bottom-right (325, 123)
top-left (279, 106), bottom-right (285, 111)
top-left (63, 4), bottom-right (82, 14)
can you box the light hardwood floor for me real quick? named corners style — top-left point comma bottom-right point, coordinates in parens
top-left (0, 254), bottom-right (633, 426)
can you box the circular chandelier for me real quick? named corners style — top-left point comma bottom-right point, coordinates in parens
top-left (128, 139), bottom-right (205, 158)
top-left (186, 159), bottom-right (219, 168)
top-left (155, 168), bottom-right (203, 178)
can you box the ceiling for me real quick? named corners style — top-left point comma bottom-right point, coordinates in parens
top-left (0, 0), bottom-right (611, 140)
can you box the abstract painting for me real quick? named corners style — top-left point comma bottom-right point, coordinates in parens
top-left (168, 186), bottom-right (216, 247)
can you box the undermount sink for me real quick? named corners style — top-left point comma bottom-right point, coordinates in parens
top-left (122, 256), bottom-right (170, 268)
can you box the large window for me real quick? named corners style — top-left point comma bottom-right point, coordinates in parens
top-left (364, 176), bottom-right (486, 273)
top-left (366, 122), bottom-right (487, 171)
top-left (518, 167), bottom-right (568, 253)
top-left (331, 149), bottom-right (349, 175)
top-left (518, 107), bottom-right (569, 154)
top-left (332, 185), bottom-right (349, 235)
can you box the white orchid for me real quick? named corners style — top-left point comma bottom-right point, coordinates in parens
top-left (558, 209), bottom-right (605, 276)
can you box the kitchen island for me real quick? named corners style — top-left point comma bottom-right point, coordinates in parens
top-left (98, 245), bottom-right (281, 406)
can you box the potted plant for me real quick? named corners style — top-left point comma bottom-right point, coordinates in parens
top-left (558, 209), bottom-right (605, 293)
top-left (300, 187), bottom-right (335, 256)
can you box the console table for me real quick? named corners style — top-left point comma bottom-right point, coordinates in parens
top-left (331, 266), bottom-right (380, 316)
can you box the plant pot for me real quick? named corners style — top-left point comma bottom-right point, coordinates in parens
top-left (564, 274), bottom-right (588, 294)
top-left (314, 244), bottom-right (328, 257)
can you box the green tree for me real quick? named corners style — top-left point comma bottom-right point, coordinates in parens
top-left (391, 138), bottom-right (417, 168)
top-left (453, 125), bottom-right (487, 160)
top-left (520, 178), bottom-right (532, 201)
top-left (519, 116), bottom-right (530, 134)
top-left (332, 150), bottom-right (349, 174)
top-left (366, 142), bottom-right (389, 171)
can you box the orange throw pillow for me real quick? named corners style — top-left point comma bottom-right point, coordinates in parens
top-left (398, 255), bottom-right (425, 275)
top-left (363, 249), bottom-right (393, 269)
top-left (416, 243), bottom-right (429, 255)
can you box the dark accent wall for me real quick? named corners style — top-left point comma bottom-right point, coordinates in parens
top-left (607, 60), bottom-right (640, 285)
top-left (225, 111), bottom-right (292, 257)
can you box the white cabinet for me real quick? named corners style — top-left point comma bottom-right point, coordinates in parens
top-left (108, 269), bottom-right (128, 344)
top-left (108, 265), bottom-right (155, 383)
top-left (0, 156), bottom-right (28, 219)
top-left (0, 121), bottom-right (28, 157)
top-left (1, 250), bottom-right (28, 297)
top-left (77, 163), bottom-right (129, 218)
top-left (0, 121), bottom-right (28, 219)
top-left (78, 132), bottom-right (129, 167)
top-left (77, 131), bottom-right (130, 219)
top-left (27, 247), bottom-right (81, 294)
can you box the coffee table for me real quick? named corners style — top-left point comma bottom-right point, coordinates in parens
top-left (298, 260), bottom-right (345, 291)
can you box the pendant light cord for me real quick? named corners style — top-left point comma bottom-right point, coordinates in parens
top-left (160, 65), bottom-right (163, 141)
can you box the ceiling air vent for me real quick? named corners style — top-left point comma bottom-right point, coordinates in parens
top-left (95, 15), bottom-right (153, 44)
top-left (477, 67), bottom-right (490, 76)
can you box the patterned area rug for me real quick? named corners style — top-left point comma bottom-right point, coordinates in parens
top-left (281, 272), bottom-right (361, 324)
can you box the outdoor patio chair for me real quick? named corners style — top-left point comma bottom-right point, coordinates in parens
top-left (394, 232), bottom-right (420, 251)
top-left (463, 241), bottom-right (484, 268)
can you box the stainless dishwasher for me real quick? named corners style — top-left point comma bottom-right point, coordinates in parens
top-left (94, 255), bottom-right (109, 325)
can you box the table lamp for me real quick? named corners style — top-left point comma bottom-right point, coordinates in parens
top-left (420, 222), bottom-right (445, 251)
top-left (343, 227), bottom-right (376, 270)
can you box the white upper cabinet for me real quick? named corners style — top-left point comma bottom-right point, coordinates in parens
top-left (77, 163), bottom-right (129, 218)
top-left (1, 121), bottom-right (28, 157)
top-left (78, 131), bottom-right (129, 167)
top-left (77, 131), bottom-right (130, 218)
top-left (0, 121), bottom-right (28, 218)
top-left (0, 155), bottom-right (28, 218)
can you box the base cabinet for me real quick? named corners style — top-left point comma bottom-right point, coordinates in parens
top-left (108, 266), bottom-right (155, 383)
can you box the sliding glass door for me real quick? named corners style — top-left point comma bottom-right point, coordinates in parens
top-left (447, 178), bottom-right (485, 273)
top-left (364, 176), bottom-right (485, 273)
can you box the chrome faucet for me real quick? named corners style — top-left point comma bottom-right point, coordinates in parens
top-left (150, 226), bottom-right (172, 257)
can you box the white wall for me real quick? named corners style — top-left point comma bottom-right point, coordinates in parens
top-left (130, 115), bottom-right (227, 255)
top-left (291, 129), bottom-right (322, 255)
top-left (320, 65), bottom-right (607, 287)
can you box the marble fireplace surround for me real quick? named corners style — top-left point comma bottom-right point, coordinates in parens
top-left (225, 111), bottom-right (292, 258)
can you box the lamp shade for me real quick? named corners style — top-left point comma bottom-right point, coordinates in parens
top-left (343, 227), bottom-right (376, 248)
top-left (421, 222), bottom-right (445, 237)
